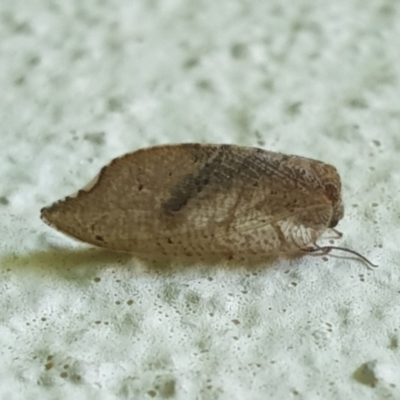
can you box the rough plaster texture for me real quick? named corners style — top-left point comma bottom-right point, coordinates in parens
top-left (1, 0), bottom-right (399, 399)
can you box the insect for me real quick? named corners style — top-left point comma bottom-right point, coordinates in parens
top-left (41, 143), bottom-right (376, 267)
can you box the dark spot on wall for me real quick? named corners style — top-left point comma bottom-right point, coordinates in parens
top-left (347, 97), bottom-right (368, 109)
top-left (107, 96), bottom-right (124, 112)
top-left (230, 42), bottom-right (247, 59)
top-left (83, 131), bottom-right (105, 145)
top-left (285, 101), bottom-right (302, 116)
top-left (0, 196), bottom-right (9, 205)
top-left (352, 361), bottom-right (378, 387)
top-left (44, 362), bottom-right (53, 370)
top-left (158, 379), bottom-right (176, 398)
top-left (389, 335), bottom-right (398, 350)
top-left (183, 57), bottom-right (199, 69)
top-left (196, 79), bottom-right (213, 91)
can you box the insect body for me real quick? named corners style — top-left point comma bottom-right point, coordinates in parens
top-left (41, 143), bottom-right (374, 266)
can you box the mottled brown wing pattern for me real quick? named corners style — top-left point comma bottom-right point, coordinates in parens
top-left (148, 145), bottom-right (334, 258)
top-left (41, 143), bottom-right (339, 259)
top-left (151, 187), bottom-right (333, 258)
top-left (41, 144), bottom-right (210, 247)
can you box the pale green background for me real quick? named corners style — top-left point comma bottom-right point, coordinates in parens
top-left (1, 0), bottom-right (399, 399)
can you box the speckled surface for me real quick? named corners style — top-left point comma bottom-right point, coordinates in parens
top-left (1, 0), bottom-right (400, 399)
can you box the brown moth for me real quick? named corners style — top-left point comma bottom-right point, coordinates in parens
top-left (41, 143), bottom-right (376, 267)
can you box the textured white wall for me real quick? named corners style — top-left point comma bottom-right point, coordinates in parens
top-left (1, 0), bottom-right (399, 399)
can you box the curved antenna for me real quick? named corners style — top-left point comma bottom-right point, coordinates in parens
top-left (302, 244), bottom-right (378, 269)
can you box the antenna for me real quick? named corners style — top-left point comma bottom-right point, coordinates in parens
top-left (302, 243), bottom-right (378, 269)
